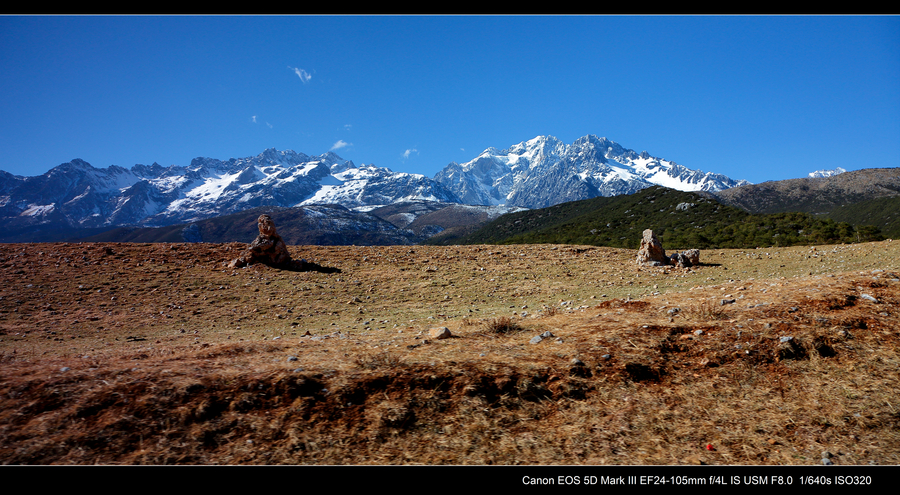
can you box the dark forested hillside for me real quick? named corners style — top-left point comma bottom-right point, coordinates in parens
top-left (447, 186), bottom-right (882, 249)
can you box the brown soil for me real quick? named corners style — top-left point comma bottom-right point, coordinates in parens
top-left (1, 240), bottom-right (898, 465)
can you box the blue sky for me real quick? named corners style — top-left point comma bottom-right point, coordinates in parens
top-left (1, 15), bottom-right (898, 184)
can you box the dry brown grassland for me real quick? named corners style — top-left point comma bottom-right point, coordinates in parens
top-left (0, 240), bottom-right (898, 465)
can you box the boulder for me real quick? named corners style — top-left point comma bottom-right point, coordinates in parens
top-left (636, 229), bottom-right (668, 266)
top-left (636, 229), bottom-right (701, 268)
top-left (229, 214), bottom-right (293, 268)
top-left (682, 248), bottom-right (700, 265)
top-left (669, 252), bottom-right (690, 268)
top-left (670, 248), bottom-right (701, 268)
top-left (428, 327), bottom-right (452, 340)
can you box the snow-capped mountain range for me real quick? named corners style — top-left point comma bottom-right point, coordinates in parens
top-left (0, 149), bottom-right (457, 230)
top-left (0, 134), bottom-right (749, 239)
top-left (434, 135), bottom-right (749, 209)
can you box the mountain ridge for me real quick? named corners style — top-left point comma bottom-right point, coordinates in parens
top-left (446, 186), bottom-right (884, 249)
top-left (434, 134), bottom-right (750, 209)
top-left (713, 168), bottom-right (900, 215)
top-left (0, 134), bottom-right (761, 243)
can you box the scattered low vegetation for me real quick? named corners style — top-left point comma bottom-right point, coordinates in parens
top-left (354, 351), bottom-right (404, 370)
top-left (1, 240), bottom-right (898, 465)
top-left (449, 186), bottom-right (883, 250)
top-left (826, 195), bottom-right (900, 239)
top-left (714, 168), bottom-right (900, 239)
top-left (685, 300), bottom-right (730, 321)
top-left (483, 316), bottom-right (525, 335)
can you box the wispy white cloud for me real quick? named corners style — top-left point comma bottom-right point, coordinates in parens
top-left (288, 66), bottom-right (312, 83)
top-left (402, 148), bottom-right (419, 159)
top-left (330, 140), bottom-right (352, 151)
top-left (251, 116), bottom-right (272, 128)
top-left (344, 124), bottom-right (352, 131)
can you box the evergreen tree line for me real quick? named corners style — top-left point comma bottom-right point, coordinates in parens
top-left (452, 186), bottom-right (884, 249)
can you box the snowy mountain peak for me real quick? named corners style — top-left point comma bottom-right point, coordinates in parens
top-left (255, 148), bottom-right (311, 166)
top-left (809, 167), bottom-right (846, 178)
top-left (434, 135), bottom-right (750, 209)
top-left (522, 134), bottom-right (560, 150)
top-left (1, 136), bottom-right (752, 238)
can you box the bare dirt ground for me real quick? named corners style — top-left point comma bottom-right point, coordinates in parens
top-left (1, 240), bottom-right (898, 465)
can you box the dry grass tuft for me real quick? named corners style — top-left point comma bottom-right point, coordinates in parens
top-left (354, 351), bottom-right (403, 370)
top-left (483, 316), bottom-right (524, 335)
top-left (686, 300), bottom-right (730, 321)
top-left (819, 294), bottom-right (857, 310)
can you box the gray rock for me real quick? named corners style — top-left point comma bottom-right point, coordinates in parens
top-left (636, 229), bottom-right (668, 266)
top-left (666, 248), bottom-right (701, 268)
top-left (529, 335), bottom-right (543, 344)
top-left (860, 294), bottom-right (879, 303)
top-left (682, 249), bottom-right (700, 265)
top-left (669, 252), bottom-right (688, 268)
top-left (428, 327), bottom-right (452, 340)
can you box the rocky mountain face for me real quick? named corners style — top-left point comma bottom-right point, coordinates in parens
top-left (434, 135), bottom-right (750, 209)
top-left (0, 135), bottom-right (750, 243)
top-left (376, 201), bottom-right (527, 245)
top-left (713, 168), bottom-right (900, 215)
top-left (77, 201), bottom-right (530, 246)
top-left (0, 149), bottom-right (460, 241)
top-left (77, 205), bottom-right (424, 246)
